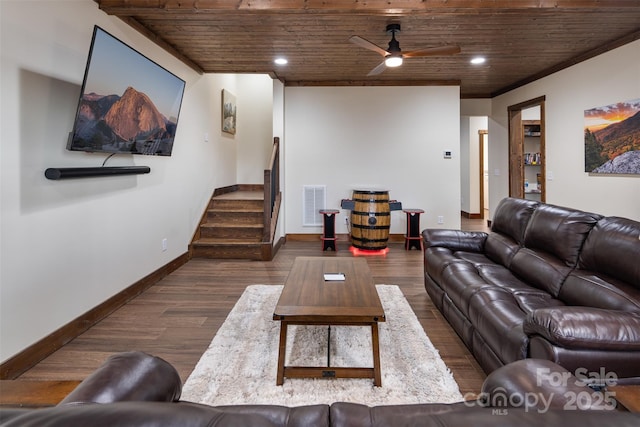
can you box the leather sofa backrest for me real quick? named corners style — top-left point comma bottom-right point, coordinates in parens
top-left (0, 402), bottom-right (331, 427)
top-left (329, 403), bottom-right (640, 427)
top-left (558, 216), bottom-right (640, 311)
top-left (510, 203), bottom-right (602, 297)
top-left (485, 197), bottom-right (539, 267)
top-left (578, 216), bottom-right (640, 287)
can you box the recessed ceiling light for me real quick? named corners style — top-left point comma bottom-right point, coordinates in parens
top-left (471, 57), bottom-right (486, 65)
top-left (274, 58), bottom-right (288, 65)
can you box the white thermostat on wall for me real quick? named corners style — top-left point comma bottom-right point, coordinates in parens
top-left (443, 150), bottom-right (453, 159)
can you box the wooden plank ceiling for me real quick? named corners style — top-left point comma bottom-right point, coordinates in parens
top-left (96, 0), bottom-right (640, 98)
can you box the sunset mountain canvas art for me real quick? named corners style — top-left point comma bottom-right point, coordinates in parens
top-left (584, 98), bottom-right (640, 174)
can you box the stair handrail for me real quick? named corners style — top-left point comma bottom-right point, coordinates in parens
top-left (263, 137), bottom-right (281, 242)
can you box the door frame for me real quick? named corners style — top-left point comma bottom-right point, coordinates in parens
top-left (508, 96), bottom-right (546, 202)
top-left (478, 130), bottom-right (488, 219)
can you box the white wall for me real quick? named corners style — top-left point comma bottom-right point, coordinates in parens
top-left (489, 40), bottom-right (640, 220)
top-left (284, 86), bottom-right (461, 235)
top-left (0, 0), bottom-right (274, 362)
top-left (272, 80), bottom-right (286, 240)
top-left (236, 74), bottom-right (274, 183)
top-left (460, 118), bottom-right (471, 212)
top-left (461, 99), bottom-right (491, 117)
top-left (460, 116), bottom-right (488, 214)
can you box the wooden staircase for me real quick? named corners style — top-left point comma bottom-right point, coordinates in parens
top-left (191, 138), bottom-right (282, 261)
top-left (190, 185), bottom-right (268, 260)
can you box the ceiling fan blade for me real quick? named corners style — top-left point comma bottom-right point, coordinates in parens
top-left (403, 45), bottom-right (461, 58)
top-left (367, 61), bottom-right (388, 76)
top-left (349, 35), bottom-right (389, 57)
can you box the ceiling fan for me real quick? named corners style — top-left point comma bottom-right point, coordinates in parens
top-left (349, 24), bottom-right (461, 76)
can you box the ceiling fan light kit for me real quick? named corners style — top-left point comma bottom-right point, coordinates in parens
top-left (350, 23), bottom-right (460, 76)
top-left (385, 55), bottom-right (403, 68)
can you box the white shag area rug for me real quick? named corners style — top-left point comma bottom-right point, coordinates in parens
top-left (181, 284), bottom-right (463, 407)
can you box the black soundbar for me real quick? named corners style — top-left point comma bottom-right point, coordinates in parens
top-left (44, 166), bottom-right (151, 180)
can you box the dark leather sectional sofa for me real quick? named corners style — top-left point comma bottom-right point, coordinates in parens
top-left (422, 197), bottom-right (640, 377)
top-left (1, 351), bottom-right (638, 426)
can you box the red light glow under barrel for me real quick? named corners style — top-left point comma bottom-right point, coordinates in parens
top-left (349, 246), bottom-right (389, 256)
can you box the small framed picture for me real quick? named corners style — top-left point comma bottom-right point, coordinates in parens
top-left (222, 89), bottom-right (237, 135)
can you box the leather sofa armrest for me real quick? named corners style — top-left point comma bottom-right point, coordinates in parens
top-left (422, 229), bottom-right (487, 252)
top-left (524, 308), bottom-right (640, 351)
top-left (59, 351), bottom-right (182, 406)
top-left (479, 359), bottom-right (611, 411)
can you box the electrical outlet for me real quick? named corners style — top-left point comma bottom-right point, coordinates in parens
top-left (162, 238), bottom-right (168, 252)
top-left (437, 216), bottom-right (444, 224)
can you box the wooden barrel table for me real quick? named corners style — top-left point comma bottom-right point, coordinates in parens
top-left (350, 190), bottom-right (391, 250)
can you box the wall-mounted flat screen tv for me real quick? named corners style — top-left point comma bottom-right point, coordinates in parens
top-left (68, 26), bottom-right (185, 156)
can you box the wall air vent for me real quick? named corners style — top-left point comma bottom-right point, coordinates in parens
top-left (302, 185), bottom-right (326, 226)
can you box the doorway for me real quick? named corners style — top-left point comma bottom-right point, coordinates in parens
top-left (508, 96), bottom-right (546, 202)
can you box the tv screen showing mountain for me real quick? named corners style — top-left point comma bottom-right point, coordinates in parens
top-left (68, 26), bottom-right (185, 157)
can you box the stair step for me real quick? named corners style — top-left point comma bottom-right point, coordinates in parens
top-left (192, 188), bottom-right (269, 260)
top-left (209, 198), bottom-right (264, 210)
top-left (209, 200), bottom-right (264, 212)
top-left (191, 239), bottom-right (264, 260)
top-left (199, 223), bottom-right (262, 240)
top-left (207, 210), bottom-right (263, 224)
top-left (194, 238), bottom-right (261, 244)
top-left (208, 205), bottom-right (264, 213)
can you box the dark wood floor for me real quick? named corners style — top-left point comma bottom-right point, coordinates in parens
top-left (14, 217), bottom-right (489, 402)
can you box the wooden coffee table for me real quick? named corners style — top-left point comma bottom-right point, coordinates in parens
top-left (273, 257), bottom-right (386, 386)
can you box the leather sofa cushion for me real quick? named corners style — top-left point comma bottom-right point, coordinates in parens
top-left (455, 251), bottom-right (497, 267)
top-left (509, 248), bottom-right (575, 297)
top-left (484, 232), bottom-right (521, 268)
top-left (560, 271), bottom-right (640, 312)
top-left (440, 263), bottom-right (494, 316)
top-left (521, 203), bottom-right (602, 268)
top-left (424, 247), bottom-right (469, 285)
top-left (577, 216), bottom-right (640, 288)
top-left (437, 262), bottom-right (549, 318)
top-left (468, 289), bottom-right (529, 364)
top-left (478, 264), bottom-right (543, 294)
top-left (330, 402), bottom-right (466, 427)
top-left (510, 204), bottom-right (601, 297)
top-left (512, 291), bottom-right (565, 315)
top-left (331, 402), bottom-right (640, 427)
top-left (490, 197), bottom-right (539, 244)
top-left (484, 198), bottom-right (539, 267)
top-left (0, 402), bottom-right (330, 427)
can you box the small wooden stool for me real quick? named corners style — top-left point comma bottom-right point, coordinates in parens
top-left (319, 209), bottom-right (340, 251)
top-left (403, 209), bottom-right (424, 250)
